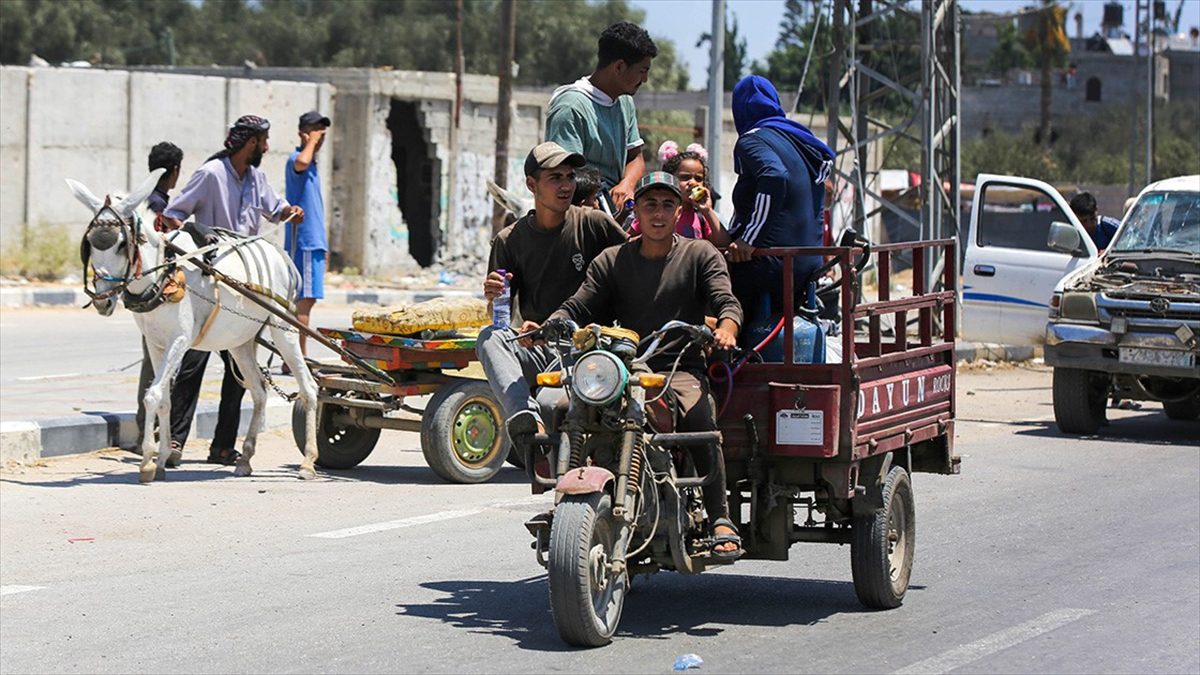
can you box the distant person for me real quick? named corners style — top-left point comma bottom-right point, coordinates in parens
top-left (1069, 191), bottom-right (1120, 251)
top-left (133, 141), bottom-right (205, 466)
top-left (725, 75), bottom-right (835, 334)
top-left (285, 111), bottom-right (331, 360)
top-left (162, 115), bottom-right (304, 465)
top-left (546, 21), bottom-right (656, 218)
top-left (572, 166), bottom-right (603, 209)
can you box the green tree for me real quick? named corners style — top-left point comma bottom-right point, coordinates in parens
top-left (752, 0), bottom-right (830, 110)
top-left (987, 21), bottom-right (1032, 74)
top-left (753, 0), bottom-right (919, 115)
top-left (1022, 1), bottom-right (1070, 149)
top-left (0, 0), bottom-right (690, 91)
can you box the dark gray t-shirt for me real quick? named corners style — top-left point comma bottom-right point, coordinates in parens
top-left (487, 206), bottom-right (626, 323)
top-left (552, 237), bottom-right (744, 371)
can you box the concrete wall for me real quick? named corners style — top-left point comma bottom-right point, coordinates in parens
top-left (0, 68), bottom-right (28, 253)
top-left (0, 66), bottom-right (333, 260)
top-left (1166, 49), bottom-right (1200, 102)
top-left (963, 52), bottom-right (1173, 138)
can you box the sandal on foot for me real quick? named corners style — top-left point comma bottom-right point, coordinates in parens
top-left (166, 441), bottom-right (183, 468)
top-left (710, 517), bottom-right (744, 561)
top-left (206, 448), bottom-right (241, 466)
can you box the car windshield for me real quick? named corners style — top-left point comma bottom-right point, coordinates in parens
top-left (1110, 191), bottom-right (1200, 254)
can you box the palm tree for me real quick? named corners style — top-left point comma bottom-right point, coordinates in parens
top-left (1023, 0), bottom-right (1070, 149)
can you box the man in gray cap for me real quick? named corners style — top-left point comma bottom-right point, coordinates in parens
top-left (477, 141), bottom-right (627, 450)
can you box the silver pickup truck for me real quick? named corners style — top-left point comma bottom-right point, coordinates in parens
top-left (1044, 175), bottom-right (1200, 434)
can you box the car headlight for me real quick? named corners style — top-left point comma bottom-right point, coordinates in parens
top-left (1060, 292), bottom-right (1098, 321)
top-left (573, 351), bottom-right (627, 405)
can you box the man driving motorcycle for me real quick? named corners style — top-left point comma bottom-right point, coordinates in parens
top-left (543, 171), bottom-right (744, 559)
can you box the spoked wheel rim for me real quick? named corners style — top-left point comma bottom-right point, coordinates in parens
top-left (450, 398), bottom-right (502, 467)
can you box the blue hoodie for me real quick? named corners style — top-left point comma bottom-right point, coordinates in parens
top-left (728, 75), bottom-right (833, 249)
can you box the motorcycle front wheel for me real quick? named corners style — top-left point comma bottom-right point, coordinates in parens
top-left (548, 492), bottom-right (627, 647)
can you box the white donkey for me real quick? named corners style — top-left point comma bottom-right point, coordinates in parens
top-left (67, 170), bottom-right (320, 483)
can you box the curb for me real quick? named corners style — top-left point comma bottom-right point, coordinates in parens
top-left (956, 342), bottom-right (1042, 363)
top-left (3, 343), bottom-right (1039, 463)
top-left (0, 285), bottom-right (481, 309)
top-left (1, 398), bottom-right (292, 464)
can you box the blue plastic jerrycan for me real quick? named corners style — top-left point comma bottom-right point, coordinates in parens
top-left (743, 296), bottom-right (826, 364)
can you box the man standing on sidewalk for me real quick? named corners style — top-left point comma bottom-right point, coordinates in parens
top-left (161, 115), bottom-right (304, 465)
top-left (284, 111), bottom-right (331, 360)
top-left (546, 21), bottom-right (656, 217)
top-left (133, 141), bottom-right (204, 466)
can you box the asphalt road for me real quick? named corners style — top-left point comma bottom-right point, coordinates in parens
top-left (1, 365), bottom-right (1198, 673)
top-left (0, 306), bottom-right (348, 422)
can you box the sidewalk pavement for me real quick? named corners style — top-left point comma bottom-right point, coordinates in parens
top-left (1, 283), bottom-right (1040, 464)
top-left (0, 284), bottom-right (481, 309)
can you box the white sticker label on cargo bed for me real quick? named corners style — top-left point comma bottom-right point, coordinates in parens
top-left (776, 409), bottom-right (823, 445)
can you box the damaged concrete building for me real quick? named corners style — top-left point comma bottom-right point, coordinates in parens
top-left (1, 65), bottom-right (548, 278)
top-left (139, 67), bottom-right (550, 277)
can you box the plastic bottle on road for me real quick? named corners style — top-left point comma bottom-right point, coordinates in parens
top-left (492, 269), bottom-right (511, 328)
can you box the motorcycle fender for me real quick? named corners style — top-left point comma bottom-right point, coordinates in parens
top-left (555, 466), bottom-right (615, 495)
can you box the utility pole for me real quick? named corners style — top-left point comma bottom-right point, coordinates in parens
top-left (492, 0), bottom-right (517, 234)
top-left (707, 0), bottom-right (725, 192)
top-left (1146, 22), bottom-right (1154, 184)
top-left (454, 0), bottom-right (464, 130)
top-left (1128, 0), bottom-right (1144, 195)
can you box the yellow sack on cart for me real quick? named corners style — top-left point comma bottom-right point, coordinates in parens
top-left (352, 296), bottom-right (490, 336)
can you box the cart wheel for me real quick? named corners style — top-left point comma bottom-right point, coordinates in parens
top-left (292, 397), bottom-right (381, 470)
top-left (421, 380), bottom-right (508, 483)
top-left (851, 465), bottom-right (915, 609)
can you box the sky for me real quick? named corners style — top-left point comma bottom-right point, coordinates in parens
top-left (635, 0), bottom-right (1200, 90)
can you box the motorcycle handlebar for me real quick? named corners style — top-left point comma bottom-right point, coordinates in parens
top-left (506, 317), bottom-right (580, 344)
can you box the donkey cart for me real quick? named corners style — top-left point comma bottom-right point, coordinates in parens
top-left (289, 327), bottom-right (513, 484)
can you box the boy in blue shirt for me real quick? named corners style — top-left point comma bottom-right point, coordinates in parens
top-left (285, 111), bottom-right (330, 357)
top-left (1069, 191), bottom-right (1121, 252)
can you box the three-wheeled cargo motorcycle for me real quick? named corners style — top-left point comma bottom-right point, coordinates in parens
top-left (519, 239), bottom-right (961, 647)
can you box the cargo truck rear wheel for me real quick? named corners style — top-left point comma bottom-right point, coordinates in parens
top-left (851, 466), bottom-right (915, 610)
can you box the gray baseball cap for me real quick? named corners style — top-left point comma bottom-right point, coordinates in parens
top-left (524, 141), bottom-right (586, 177)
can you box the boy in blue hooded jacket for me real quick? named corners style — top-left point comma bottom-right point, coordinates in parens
top-left (726, 75), bottom-right (835, 333)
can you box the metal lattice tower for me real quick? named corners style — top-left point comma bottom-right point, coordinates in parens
top-left (824, 0), bottom-right (961, 302)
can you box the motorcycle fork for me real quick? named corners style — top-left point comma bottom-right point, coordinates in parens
top-left (610, 389), bottom-right (647, 575)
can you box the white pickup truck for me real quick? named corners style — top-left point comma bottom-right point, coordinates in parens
top-left (961, 173), bottom-right (1200, 431)
top-left (961, 173), bottom-right (1100, 345)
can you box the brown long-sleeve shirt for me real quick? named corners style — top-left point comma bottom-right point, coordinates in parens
top-left (487, 206), bottom-right (627, 323)
top-left (551, 236), bottom-right (743, 372)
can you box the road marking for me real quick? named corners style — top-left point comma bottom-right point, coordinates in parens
top-left (15, 373), bottom-right (81, 382)
top-left (306, 496), bottom-right (551, 540)
top-left (308, 509), bottom-right (485, 539)
top-left (0, 585), bottom-right (45, 597)
top-left (894, 608), bottom-right (1096, 674)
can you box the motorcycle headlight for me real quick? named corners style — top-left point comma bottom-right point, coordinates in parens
top-left (573, 351), bottom-right (628, 405)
